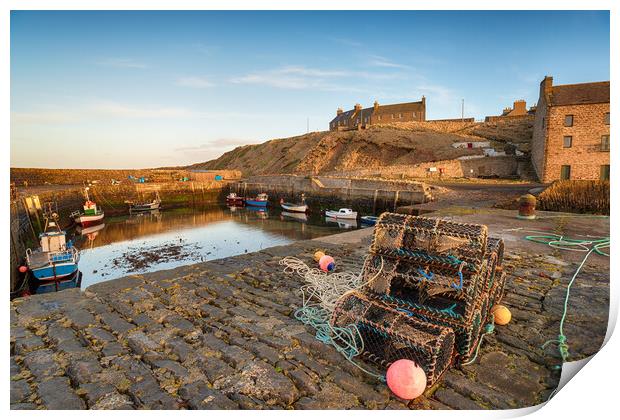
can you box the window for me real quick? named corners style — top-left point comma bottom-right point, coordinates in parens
top-left (601, 135), bottom-right (610, 151)
top-left (391, 114), bottom-right (394, 119)
top-left (398, 113), bottom-right (403, 118)
top-left (563, 136), bottom-right (572, 148)
top-left (377, 115), bottom-right (382, 121)
top-left (605, 112), bottom-right (610, 125)
top-left (564, 115), bottom-right (573, 127)
top-left (600, 165), bottom-right (610, 181)
top-left (560, 165), bottom-right (571, 180)
top-left (541, 117), bottom-right (546, 128)
top-left (412, 112), bottom-right (416, 118)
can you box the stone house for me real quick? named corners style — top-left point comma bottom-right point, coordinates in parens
top-left (329, 98), bottom-right (426, 131)
top-left (485, 100), bottom-right (536, 122)
top-left (531, 76), bottom-right (610, 183)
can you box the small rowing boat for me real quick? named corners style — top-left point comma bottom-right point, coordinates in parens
top-left (325, 208), bottom-right (357, 219)
top-left (280, 194), bottom-right (307, 213)
top-left (126, 192), bottom-right (161, 213)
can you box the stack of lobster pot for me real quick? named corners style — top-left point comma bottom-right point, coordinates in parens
top-left (331, 213), bottom-right (505, 385)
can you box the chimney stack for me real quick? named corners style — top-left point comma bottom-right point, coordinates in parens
top-left (336, 108), bottom-right (343, 116)
top-left (513, 99), bottom-right (527, 114)
top-left (374, 100), bottom-right (379, 111)
top-left (541, 76), bottom-right (553, 99)
top-left (354, 103), bottom-right (362, 111)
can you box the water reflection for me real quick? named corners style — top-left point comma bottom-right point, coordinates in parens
top-left (70, 205), bottom-right (356, 288)
top-left (325, 216), bottom-right (358, 229)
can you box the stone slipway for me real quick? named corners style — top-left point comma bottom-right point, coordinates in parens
top-left (10, 209), bottom-right (609, 410)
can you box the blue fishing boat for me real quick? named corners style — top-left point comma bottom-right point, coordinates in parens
top-left (245, 193), bottom-right (269, 207)
top-left (26, 217), bottom-right (80, 282)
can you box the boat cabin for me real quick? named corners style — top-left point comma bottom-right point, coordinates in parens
top-left (40, 223), bottom-right (67, 252)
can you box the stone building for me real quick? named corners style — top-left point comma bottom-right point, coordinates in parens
top-left (485, 100), bottom-right (536, 122)
top-left (531, 76), bottom-right (610, 182)
top-left (329, 98), bottom-right (426, 131)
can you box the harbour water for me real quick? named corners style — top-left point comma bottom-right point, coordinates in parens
top-left (69, 205), bottom-right (362, 289)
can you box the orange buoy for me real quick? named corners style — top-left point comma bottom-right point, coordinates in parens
top-left (313, 250), bottom-right (325, 262)
top-left (492, 305), bottom-right (512, 325)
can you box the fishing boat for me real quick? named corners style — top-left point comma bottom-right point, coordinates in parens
top-left (126, 192), bottom-right (161, 213)
top-left (360, 215), bottom-right (379, 226)
top-left (71, 188), bottom-right (104, 226)
top-left (226, 192), bottom-right (245, 206)
top-left (325, 208), bottom-right (358, 219)
top-left (280, 194), bottom-right (308, 213)
top-left (245, 193), bottom-right (269, 207)
top-left (25, 216), bottom-right (80, 282)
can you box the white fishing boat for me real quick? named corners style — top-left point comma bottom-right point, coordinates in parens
top-left (325, 208), bottom-right (358, 219)
top-left (280, 194), bottom-right (308, 213)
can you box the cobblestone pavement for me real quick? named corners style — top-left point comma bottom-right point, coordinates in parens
top-left (10, 229), bottom-right (608, 410)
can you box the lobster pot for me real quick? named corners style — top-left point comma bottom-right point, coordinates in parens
top-left (483, 238), bottom-right (504, 293)
top-left (370, 213), bottom-right (489, 269)
top-left (366, 213), bottom-right (489, 300)
top-left (331, 290), bottom-right (455, 385)
top-left (374, 291), bottom-right (490, 363)
top-left (489, 272), bottom-right (507, 308)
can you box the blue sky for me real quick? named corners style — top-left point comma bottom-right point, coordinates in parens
top-left (10, 10), bottom-right (610, 169)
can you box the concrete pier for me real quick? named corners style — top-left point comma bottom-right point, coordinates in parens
top-left (10, 209), bottom-right (609, 410)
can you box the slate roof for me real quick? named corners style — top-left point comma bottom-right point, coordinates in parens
top-left (550, 81), bottom-right (610, 106)
top-left (329, 100), bottom-right (425, 126)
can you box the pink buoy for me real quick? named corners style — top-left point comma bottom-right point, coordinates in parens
top-left (19, 266), bottom-right (28, 273)
top-left (318, 255), bottom-right (335, 272)
top-left (386, 359), bottom-right (427, 400)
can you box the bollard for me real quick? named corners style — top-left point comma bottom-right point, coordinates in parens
top-left (517, 194), bottom-right (536, 219)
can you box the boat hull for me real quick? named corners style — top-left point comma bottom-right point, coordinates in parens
top-left (130, 202), bottom-right (161, 212)
top-left (245, 200), bottom-right (268, 207)
top-left (226, 198), bottom-right (245, 206)
top-left (361, 216), bottom-right (378, 226)
top-left (31, 261), bottom-right (79, 281)
top-left (281, 203), bottom-right (307, 213)
top-left (74, 212), bottom-right (105, 226)
top-left (325, 211), bottom-right (358, 219)
top-left (34, 271), bottom-right (82, 294)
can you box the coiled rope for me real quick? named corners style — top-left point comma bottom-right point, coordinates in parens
top-left (524, 234), bottom-right (610, 366)
top-left (280, 256), bottom-right (386, 381)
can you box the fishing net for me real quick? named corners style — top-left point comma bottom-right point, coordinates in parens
top-left (331, 290), bottom-right (455, 385)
